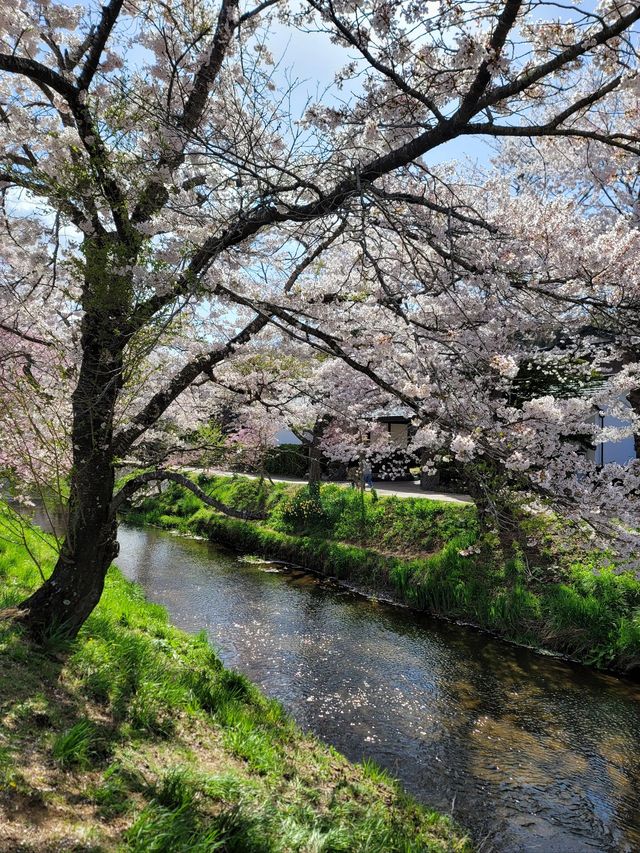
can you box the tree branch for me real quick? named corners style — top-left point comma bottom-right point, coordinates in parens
top-left (0, 44), bottom-right (132, 239)
top-left (117, 0), bottom-right (640, 327)
top-left (282, 218), bottom-right (348, 290)
top-left (211, 280), bottom-right (422, 414)
top-left (476, 3), bottom-right (640, 113)
top-left (466, 74), bottom-right (635, 151)
top-left (0, 322), bottom-right (53, 347)
top-left (115, 221), bottom-right (347, 455)
top-left (181, 0), bottom-right (241, 134)
top-left (131, 0), bottom-right (241, 225)
top-left (239, 0), bottom-right (280, 24)
top-left (455, 0), bottom-right (524, 121)
top-left (367, 187), bottom-right (499, 233)
top-left (110, 469), bottom-right (267, 519)
top-left (467, 122), bottom-right (640, 155)
top-left (304, 0), bottom-right (445, 122)
top-left (0, 54), bottom-right (76, 101)
top-left (112, 313), bottom-right (269, 456)
top-left (77, 0), bottom-right (126, 90)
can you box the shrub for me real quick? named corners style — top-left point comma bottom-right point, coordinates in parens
top-left (275, 487), bottom-right (328, 535)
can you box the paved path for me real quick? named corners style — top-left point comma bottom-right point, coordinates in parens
top-left (205, 469), bottom-right (472, 505)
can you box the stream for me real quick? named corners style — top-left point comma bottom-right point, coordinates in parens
top-left (92, 522), bottom-right (640, 850)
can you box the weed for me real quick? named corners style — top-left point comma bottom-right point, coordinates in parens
top-left (360, 756), bottom-right (393, 785)
top-left (126, 768), bottom-right (225, 853)
top-left (52, 719), bottom-right (101, 769)
top-left (92, 762), bottom-right (135, 818)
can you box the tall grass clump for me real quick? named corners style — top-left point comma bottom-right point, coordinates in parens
top-left (52, 718), bottom-right (104, 768)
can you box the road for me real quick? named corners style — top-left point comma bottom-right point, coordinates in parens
top-left (205, 469), bottom-right (472, 505)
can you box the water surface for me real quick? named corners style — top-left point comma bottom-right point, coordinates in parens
top-left (115, 523), bottom-right (640, 852)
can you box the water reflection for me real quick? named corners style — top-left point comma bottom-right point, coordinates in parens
top-left (112, 524), bottom-right (640, 852)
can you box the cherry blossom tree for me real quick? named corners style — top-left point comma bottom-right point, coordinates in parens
top-left (496, 86), bottom-right (640, 456)
top-left (239, 174), bottom-right (640, 552)
top-left (1, 0), bottom-right (640, 637)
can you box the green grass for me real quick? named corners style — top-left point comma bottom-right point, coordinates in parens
top-left (0, 507), bottom-right (470, 852)
top-left (126, 473), bottom-right (640, 673)
top-left (52, 719), bottom-right (103, 769)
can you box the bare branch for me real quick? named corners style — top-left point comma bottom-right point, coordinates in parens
top-left (110, 469), bottom-right (267, 519)
top-left (0, 323), bottom-right (53, 347)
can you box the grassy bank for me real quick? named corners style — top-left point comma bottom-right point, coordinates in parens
top-left (127, 474), bottom-right (640, 674)
top-left (0, 514), bottom-right (469, 852)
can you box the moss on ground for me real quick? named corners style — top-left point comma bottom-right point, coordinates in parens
top-left (0, 513), bottom-right (470, 852)
top-left (128, 474), bottom-right (640, 674)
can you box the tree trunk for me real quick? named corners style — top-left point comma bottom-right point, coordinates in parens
top-left (19, 465), bottom-right (119, 639)
top-left (308, 443), bottom-right (322, 497)
top-left (19, 300), bottom-right (124, 639)
top-left (307, 415), bottom-right (330, 498)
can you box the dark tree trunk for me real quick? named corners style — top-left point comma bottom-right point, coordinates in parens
top-left (308, 444), bottom-right (322, 497)
top-left (19, 462), bottom-right (119, 639)
top-left (19, 297), bottom-right (124, 639)
top-left (307, 415), bottom-right (330, 497)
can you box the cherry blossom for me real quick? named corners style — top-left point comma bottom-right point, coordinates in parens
top-left (1, 0), bottom-right (639, 635)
